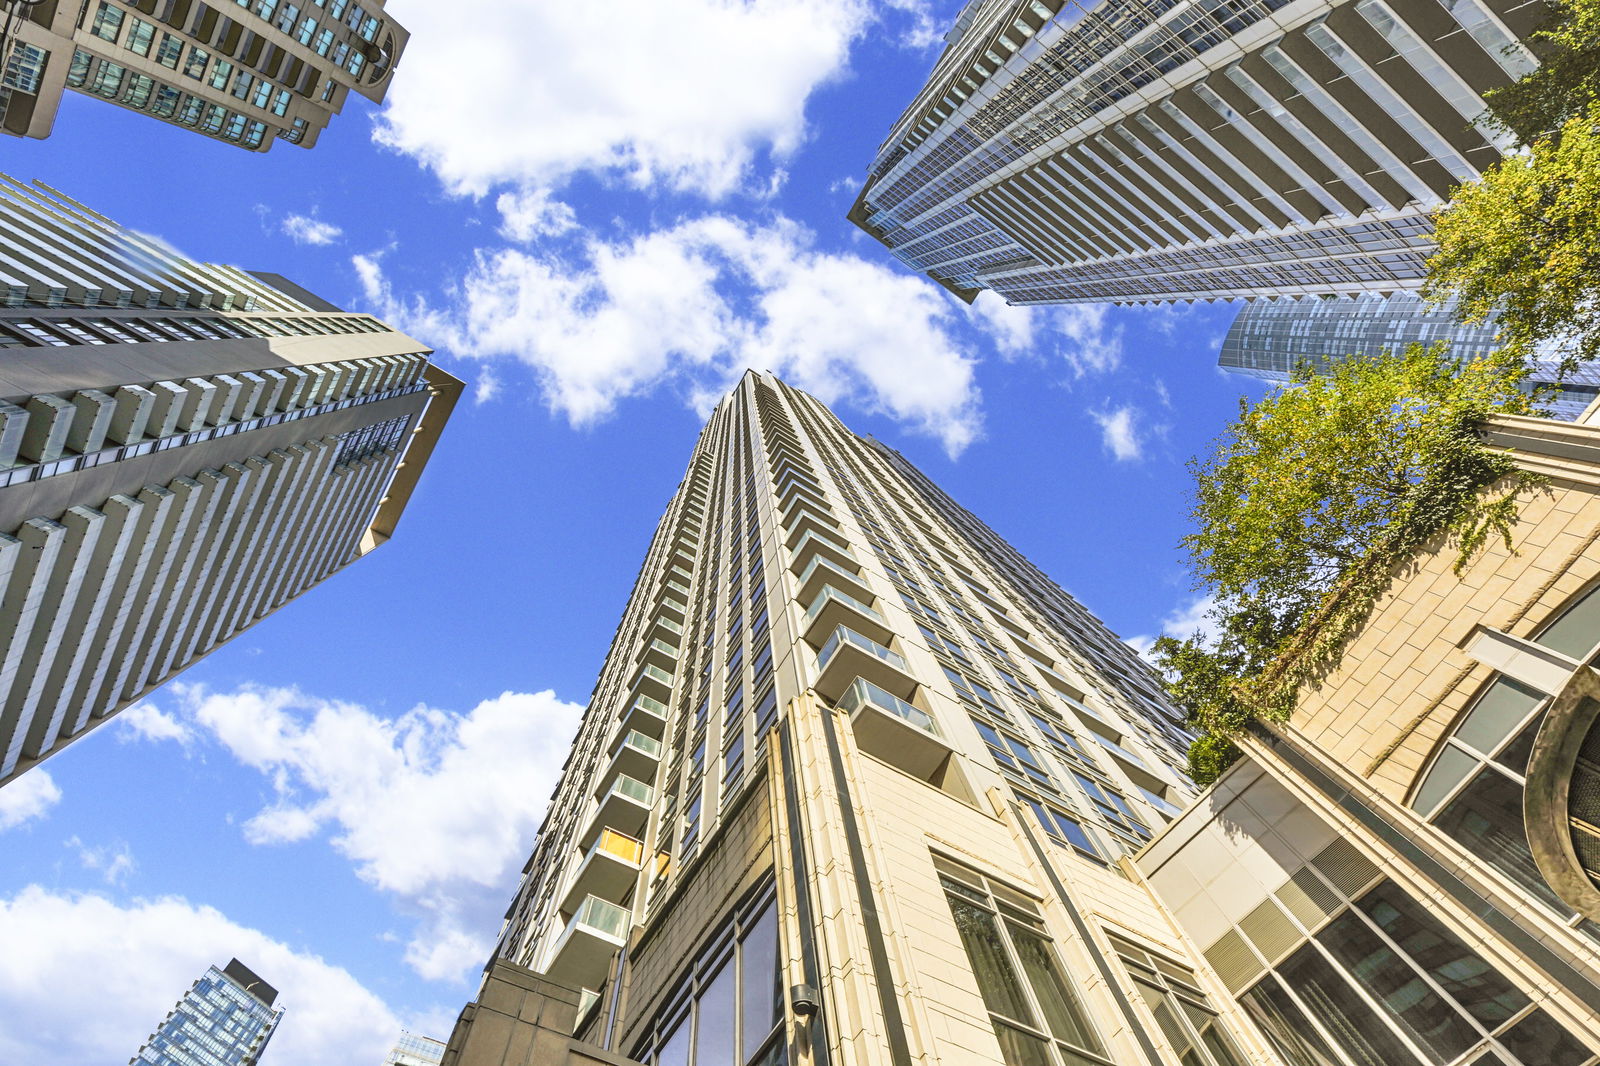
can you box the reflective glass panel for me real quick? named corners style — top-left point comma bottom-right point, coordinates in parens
top-left (1278, 942), bottom-right (1424, 1066)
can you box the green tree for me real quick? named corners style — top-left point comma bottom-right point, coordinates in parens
top-left (1153, 345), bottom-right (1539, 785)
top-left (1482, 0), bottom-right (1600, 145)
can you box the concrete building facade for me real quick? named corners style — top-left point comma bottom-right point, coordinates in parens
top-left (0, 173), bottom-right (459, 787)
top-left (438, 376), bottom-right (1600, 1066)
top-left (850, 0), bottom-right (1545, 306)
top-left (1217, 293), bottom-right (1600, 420)
top-left (0, 0), bottom-right (406, 150)
top-left (132, 958), bottom-right (282, 1066)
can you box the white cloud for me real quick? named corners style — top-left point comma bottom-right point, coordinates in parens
top-left (141, 685), bottom-right (583, 981)
top-left (373, 0), bottom-right (870, 201)
top-left (118, 703), bottom-right (194, 747)
top-left (1088, 404), bottom-right (1144, 462)
top-left (969, 291), bottom-right (1037, 356)
top-left (494, 188), bottom-right (577, 243)
top-left (968, 295), bottom-right (1123, 376)
top-left (0, 886), bottom-right (403, 1066)
top-left (0, 769), bottom-right (60, 831)
top-left (1127, 595), bottom-right (1221, 658)
top-left (281, 214), bottom-right (344, 247)
top-left (65, 836), bottom-right (136, 887)
top-left (882, 0), bottom-right (945, 48)
top-left (355, 215), bottom-right (984, 455)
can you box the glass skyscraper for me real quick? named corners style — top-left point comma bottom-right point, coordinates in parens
top-left (1218, 293), bottom-right (1600, 420)
top-left (132, 959), bottom-right (282, 1066)
top-left (850, 0), bottom-right (1543, 306)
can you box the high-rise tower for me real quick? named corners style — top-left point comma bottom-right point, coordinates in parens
top-left (132, 958), bottom-right (283, 1066)
top-left (0, 173), bottom-right (459, 786)
top-left (1217, 293), bottom-right (1600, 420)
top-left (0, 0), bottom-right (406, 150)
top-left (850, 0), bottom-right (1542, 306)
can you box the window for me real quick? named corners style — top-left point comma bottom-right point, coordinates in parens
top-left (1111, 936), bottom-right (1245, 1066)
top-left (124, 17), bottom-right (155, 55)
top-left (1029, 713), bottom-right (1098, 771)
top-left (946, 666), bottom-right (1008, 718)
top-left (1018, 792), bottom-right (1104, 865)
top-left (1074, 773), bottom-right (1149, 842)
top-left (182, 48), bottom-right (209, 79)
top-left (939, 859), bottom-right (1110, 1066)
top-left (207, 59), bottom-right (233, 90)
top-left (974, 719), bottom-right (1054, 789)
top-left (89, 2), bottom-right (124, 41)
top-left (632, 886), bottom-right (784, 1066)
top-left (723, 732), bottom-right (745, 793)
top-left (154, 32), bottom-right (182, 68)
top-left (1236, 878), bottom-right (1596, 1066)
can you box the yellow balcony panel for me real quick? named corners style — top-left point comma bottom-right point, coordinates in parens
top-left (559, 830), bottom-right (644, 914)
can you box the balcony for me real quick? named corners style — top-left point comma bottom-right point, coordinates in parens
top-left (796, 553), bottom-right (871, 606)
top-left (784, 507), bottom-right (838, 548)
top-left (815, 625), bottom-right (916, 703)
top-left (838, 676), bottom-right (953, 780)
top-left (629, 663), bottom-right (674, 704)
top-left (617, 693), bottom-right (668, 740)
top-left (781, 488), bottom-right (831, 525)
top-left (560, 829), bottom-right (645, 914)
top-left (543, 895), bottom-right (630, 990)
top-left (640, 637), bottom-right (679, 672)
top-left (804, 585), bottom-right (891, 648)
top-left (788, 528), bottom-right (857, 576)
top-left (647, 615), bottom-right (683, 645)
top-left (596, 730), bottom-right (662, 794)
top-left (580, 773), bottom-right (654, 848)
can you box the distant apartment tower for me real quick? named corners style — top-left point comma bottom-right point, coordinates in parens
top-left (1218, 293), bottom-right (1600, 420)
top-left (0, 173), bottom-right (460, 786)
top-left (436, 375), bottom-right (1600, 1066)
top-left (384, 1032), bottom-right (446, 1066)
top-left (133, 958), bottom-right (282, 1066)
top-left (851, 0), bottom-right (1543, 305)
top-left (0, 0), bottom-right (406, 150)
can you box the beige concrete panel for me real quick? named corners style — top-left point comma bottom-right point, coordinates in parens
top-left (182, 458), bottom-right (272, 665)
top-left (0, 517), bottom-right (67, 776)
top-left (235, 372), bottom-right (267, 420)
top-left (256, 369), bottom-right (288, 415)
top-left (19, 393), bottom-right (73, 463)
top-left (13, 506), bottom-right (105, 760)
top-left (211, 448), bottom-right (305, 642)
top-left (0, 401), bottom-right (25, 468)
top-left (173, 377), bottom-right (217, 432)
top-left (34, 494), bottom-right (143, 750)
top-left (151, 464), bottom-right (252, 683)
top-left (145, 380), bottom-right (187, 439)
top-left (208, 374), bottom-right (243, 426)
top-left (107, 385), bottom-right (156, 446)
top-left (65, 390), bottom-right (115, 454)
top-left (279, 366), bottom-right (313, 410)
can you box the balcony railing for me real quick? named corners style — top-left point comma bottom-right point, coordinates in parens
top-left (544, 894), bottom-right (631, 989)
top-left (837, 675), bottom-right (953, 781)
top-left (815, 624), bottom-right (916, 702)
top-left (838, 676), bottom-right (940, 738)
top-left (819, 625), bottom-right (907, 674)
top-left (806, 585), bottom-right (882, 627)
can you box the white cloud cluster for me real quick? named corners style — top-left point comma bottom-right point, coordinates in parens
top-left (140, 685), bottom-right (583, 981)
top-left (0, 886), bottom-right (402, 1066)
top-left (0, 768), bottom-right (60, 831)
top-left (970, 294), bottom-right (1124, 377)
top-left (66, 836), bottom-right (136, 886)
top-left (356, 215), bottom-right (985, 455)
top-left (118, 703), bottom-right (194, 746)
top-left (281, 214), bottom-right (344, 247)
top-left (1089, 404), bottom-right (1144, 462)
top-left (373, 0), bottom-right (869, 200)
top-left (1127, 595), bottom-right (1221, 658)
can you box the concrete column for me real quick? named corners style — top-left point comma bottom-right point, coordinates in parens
top-left (10, 506), bottom-right (106, 763)
top-left (18, 394), bottom-right (74, 463)
top-left (208, 374), bottom-right (244, 426)
top-left (0, 401), bottom-right (26, 468)
top-left (65, 390), bottom-right (116, 455)
top-left (107, 385), bottom-right (156, 445)
top-left (145, 380), bottom-right (187, 438)
top-left (0, 518), bottom-right (68, 777)
top-left (235, 372), bottom-right (267, 420)
top-left (153, 463), bottom-right (253, 681)
top-left (187, 456), bottom-right (274, 661)
top-left (257, 370), bottom-right (288, 414)
top-left (280, 366), bottom-right (313, 410)
top-left (174, 377), bottom-right (217, 432)
top-left (127, 468), bottom-right (229, 698)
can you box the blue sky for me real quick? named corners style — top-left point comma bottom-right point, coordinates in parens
top-left (0, 2), bottom-right (1270, 1062)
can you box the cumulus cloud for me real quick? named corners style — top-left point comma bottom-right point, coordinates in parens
top-left (140, 685), bottom-right (583, 981)
top-left (281, 214), bottom-right (344, 247)
top-left (0, 886), bottom-right (402, 1066)
top-left (495, 188), bottom-right (577, 243)
top-left (1127, 595), bottom-right (1221, 658)
top-left (373, 0), bottom-right (870, 201)
top-left (0, 769), bottom-right (60, 831)
top-left (355, 215), bottom-right (984, 455)
top-left (1088, 404), bottom-right (1144, 462)
top-left (968, 295), bottom-right (1123, 377)
top-left (118, 703), bottom-right (194, 747)
top-left (65, 836), bottom-right (136, 887)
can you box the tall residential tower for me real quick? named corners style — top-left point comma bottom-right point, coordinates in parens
top-left (851, 0), bottom-right (1543, 306)
top-left (1, 0), bottom-right (406, 150)
top-left (0, 173), bottom-right (459, 786)
top-left (440, 376), bottom-right (1600, 1066)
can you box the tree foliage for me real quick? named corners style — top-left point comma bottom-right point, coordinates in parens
top-left (1427, 0), bottom-right (1600, 370)
top-left (1482, 0), bottom-right (1600, 145)
top-left (1154, 345), bottom-right (1540, 785)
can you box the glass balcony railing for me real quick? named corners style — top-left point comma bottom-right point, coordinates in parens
top-left (631, 693), bottom-right (667, 718)
top-left (797, 554), bottom-right (861, 591)
top-left (806, 585), bottom-right (883, 626)
top-left (601, 773), bottom-right (654, 808)
top-left (819, 625), bottom-right (908, 674)
top-left (647, 638), bottom-right (679, 660)
top-left (838, 676), bottom-right (941, 738)
top-left (789, 528), bottom-right (853, 563)
top-left (651, 616), bottom-right (683, 636)
top-left (617, 730), bottom-right (663, 760)
top-left (635, 664), bottom-right (673, 688)
top-left (569, 895), bottom-right (630, 942)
